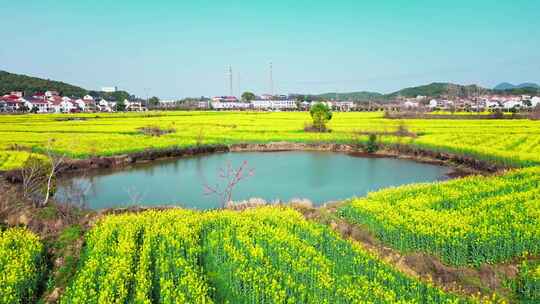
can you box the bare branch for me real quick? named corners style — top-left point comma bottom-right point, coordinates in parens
top-left (203, 160), bottom-right (254, 208)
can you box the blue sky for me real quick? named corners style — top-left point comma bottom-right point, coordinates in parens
top-left (1, 1), bottom-right (539, 98)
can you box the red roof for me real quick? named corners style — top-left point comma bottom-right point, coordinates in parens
top-left (1, 95), bottom-right (22, 102)
top-left (48, 96), bottom-right (63, 105)
top-left (29, 99), bottom-right (49, 104)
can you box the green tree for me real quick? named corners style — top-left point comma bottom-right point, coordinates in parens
top-left (148, 96), bottom-right (160, 107)
top-left (309, 102), bottom-right (333, 132)
top-left (241, 91), bottom-right (256, 102)
top-left (116, 100), bottom-right (126, 112)
top-left (110, 91), bottom-right (130, 103)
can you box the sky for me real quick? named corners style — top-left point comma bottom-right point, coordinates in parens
top-left (1, 1), bottom-right (539, 98)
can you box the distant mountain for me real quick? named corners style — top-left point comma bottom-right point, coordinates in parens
top-left (494, 82), bottom-right (540, 90)
top-left (493, 82), bottom-right (515, 90)
top-left (317, 91), bottom-right (383, 101)
top-left (0, 70), bottom-right (88, 97)
top-left (386, 82), bottom-right (487, 98)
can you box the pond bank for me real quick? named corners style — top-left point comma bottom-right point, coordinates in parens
top-left (1, 141), bottom-right (505, 184)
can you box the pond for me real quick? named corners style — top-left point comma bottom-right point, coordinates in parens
top-left (55, 151), bottom-right (452, 210)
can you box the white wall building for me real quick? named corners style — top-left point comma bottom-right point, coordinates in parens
top-left (503, 100), bottom-right (523, 109)
top-left (531, 96), bottom-right (540, 108)
top-left (403, 101), bottom-right (420, 108)
top-left (211, 101), bottom-right (251, 110)
top-left (101, 86), bottom-right (118, 93)
top-left (251, 100), bottom-right (296, 110)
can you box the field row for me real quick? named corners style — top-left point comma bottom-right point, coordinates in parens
top-left (61, 208), bottom-right (470, 303)
top-left (0, 112), bottom-right (540, 169)
top-left (339, 167), bottom-right (540, 266)
top-left (0, 228), bottom-right (44, 304)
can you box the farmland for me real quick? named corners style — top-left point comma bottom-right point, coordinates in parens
top-left (339, 167), bottom-right (540, 266)
top-left (0, 228), bottom-right (44, 304)
top-left (61, 208), bottom-right (467, 303)
top-left (0, 111), bottom-right (540, 169)
top-left (0, 111), bottom-right (539, 303)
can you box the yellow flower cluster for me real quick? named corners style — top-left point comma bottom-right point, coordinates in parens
top-left (61, 210), bottom-right (213, 304)
top-left (0, 228), bottom-right (44, 304)
top-left (1, 112), bottom-right (540, 169)
top-left (62, 207), bottom-right (471, 303)
top-left (340, 167), bottom-right (540, 266)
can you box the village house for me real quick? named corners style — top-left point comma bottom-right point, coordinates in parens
top-left (403, 101), bottom-right (420, 108)
top-left (251, 99), bottom-right (297, 110)
top-left (125, 99), bottom-right (146, 111)
top-left (0, 94), bottom-right (24, 112)
top-left (503, 100), bottom-right (523, 110)
top-left (531, 96), bottom-right (540, 108)
top-left (45, 90), bottom-right (59, 97)
top-left (25, 96), bottom-right (51, 113)
top-left (333, 101), bottom-right (355, 111)
top-left (211, 101), bottom-right (251, 110)
top-left (98, 99), bottom-right (116, 112)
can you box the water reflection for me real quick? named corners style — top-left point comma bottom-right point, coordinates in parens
top-left (56, 151), bottom-right (451, 210)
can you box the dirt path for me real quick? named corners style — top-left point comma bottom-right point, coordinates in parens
top-left (298, 205), bottom-right (522, 302)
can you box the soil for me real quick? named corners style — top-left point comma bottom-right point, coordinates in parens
top-left (298, 205), bottom-right (522, 302)
top-left (1, 141), bottom-right (504, 183)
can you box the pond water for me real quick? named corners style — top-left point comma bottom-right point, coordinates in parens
top-left (55, 151), bottom-right (451, 210)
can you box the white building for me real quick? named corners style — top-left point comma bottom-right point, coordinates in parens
top-left (211, 101), bottom-right (250, 110)
top-left (531, 96), bottom-right (540, 108)
top-left (403, 101), bottom-right (420, 108)
top-left (503, 100), bottom-right (523, 110)
top-left (25, 97), bottom-right (51, 113)
top-left (125, 99), bottom-right (145, 111)
top-left (45, 91), bottom-right (59, 97)
top-left (98, 99), bottom-right (114, 112)
top-left (251, 100), bottom-right (296, 110)
top-left (486, 101), bottom-right (501, 109)
top-left (59, 100), bottom-right (77, 113)
top-left (101, 86), bottom-right (118, 93)
top-left (333, 101), bottom-right (355, 111)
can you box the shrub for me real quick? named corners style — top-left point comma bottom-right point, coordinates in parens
top-left (365, 134), bottom-right (379, 153)
top-left (137, 125), bottom-right (176, 137)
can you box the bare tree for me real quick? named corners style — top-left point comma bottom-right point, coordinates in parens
top-left (21, 156), bottom-right (48, 203)
top-left (125, 186), bottom-right (146, 206)
top-left (42, 139), bottom-right (67, 207)
top-left (20, 138), bottom-right (67, 207)
top-left (203, 160), bottom-right (254, 208)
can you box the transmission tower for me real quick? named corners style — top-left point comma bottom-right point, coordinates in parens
top-left (228, 65), bottom-right (233, 96)
top-left (269, 62), bottom-right (274, 96)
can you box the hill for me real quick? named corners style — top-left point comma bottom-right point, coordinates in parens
top-left (494, 82), bottom-right (540, 90)
top-left (0, 70), bottom-right (88, 97)
top-left (317, 91), bottom-right (383, 101)
top-left (317, 83), bottom-right (499, 102)
top-left (0, 70), bottom-right (134, 101)
top-left (386, 82), bottom-right (488, 98)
